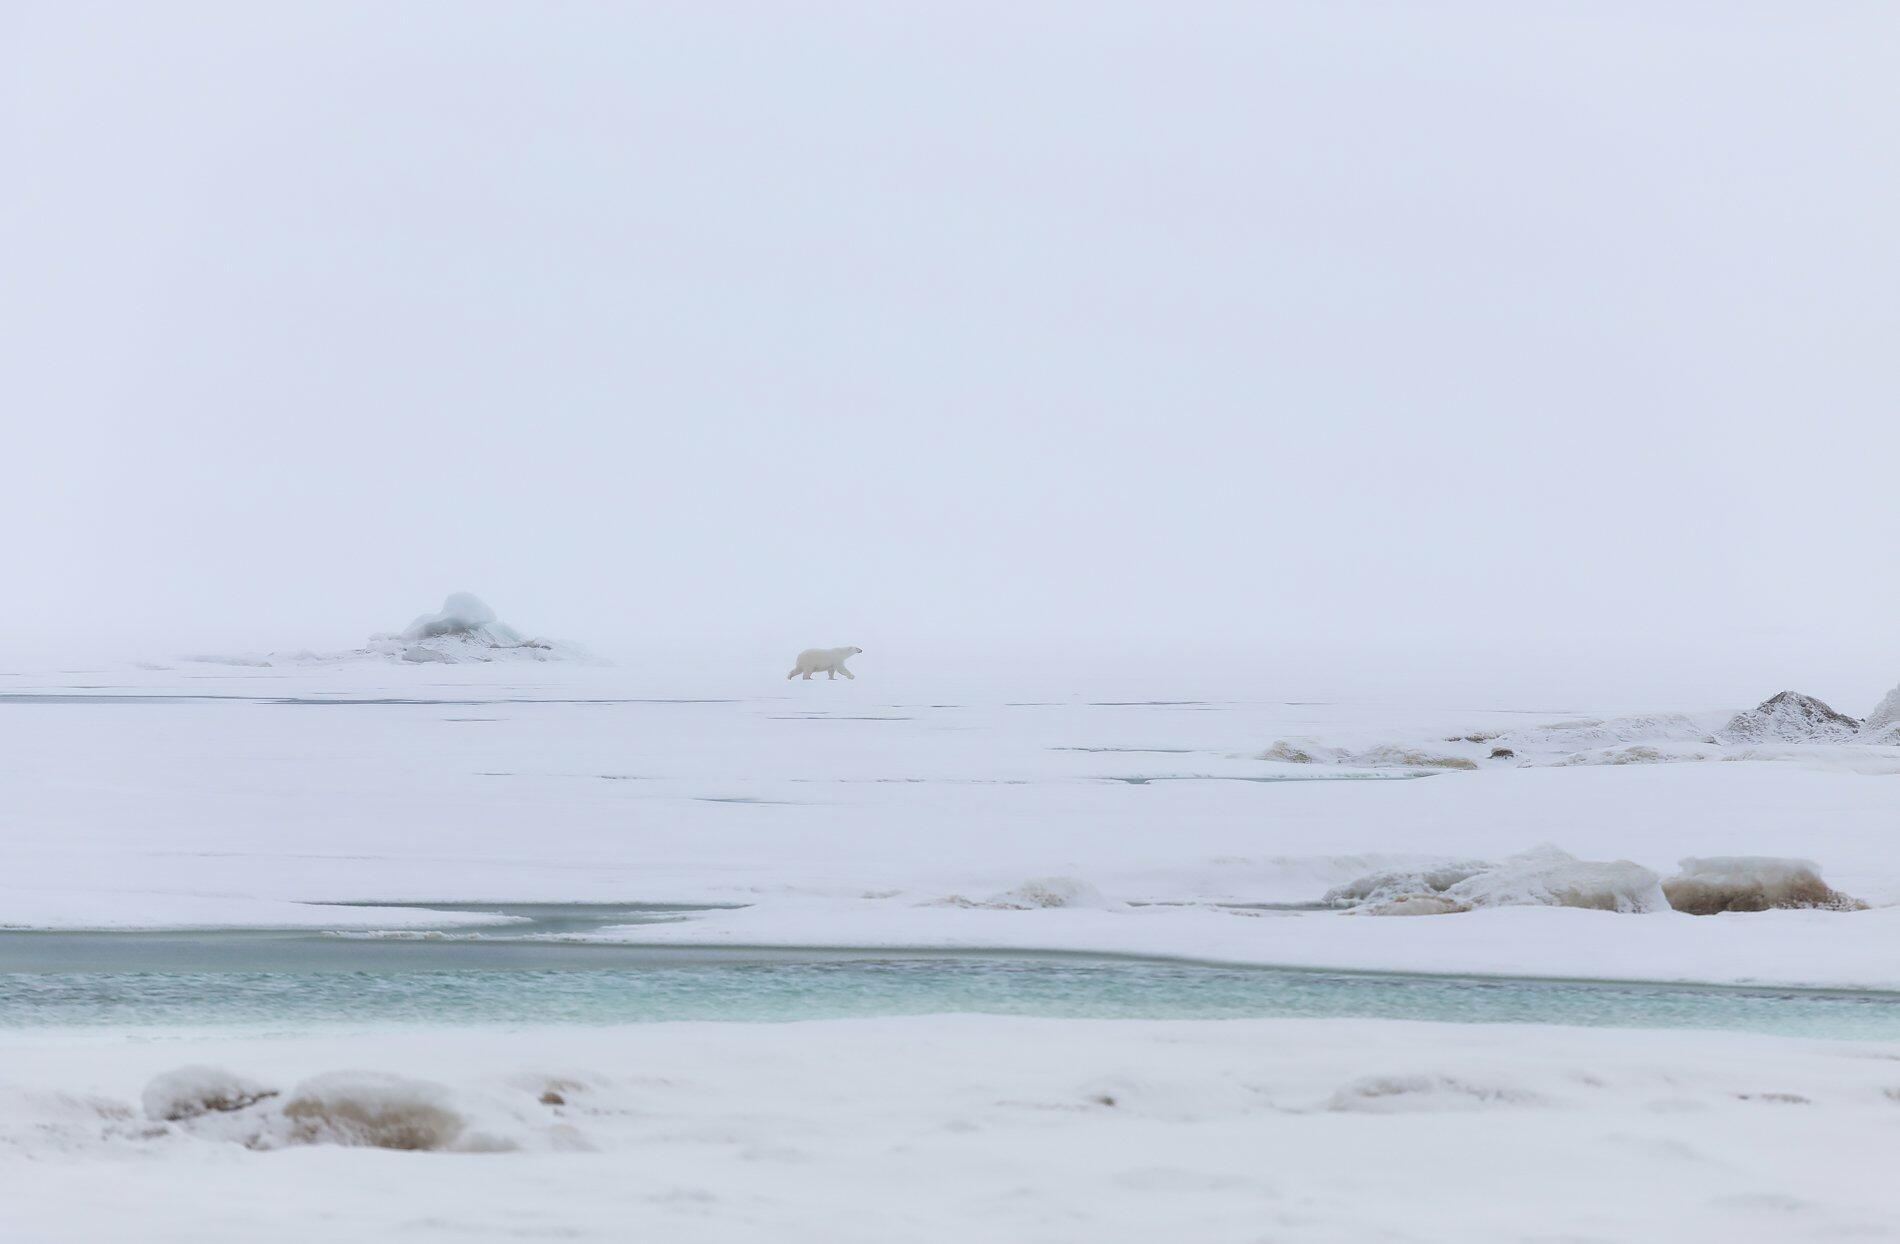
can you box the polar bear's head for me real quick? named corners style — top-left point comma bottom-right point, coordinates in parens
top-left (846, 646), bottom-right (863, 656)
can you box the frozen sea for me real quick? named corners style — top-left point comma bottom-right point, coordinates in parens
top-left (2, 654), bottom-right (1898, 1241)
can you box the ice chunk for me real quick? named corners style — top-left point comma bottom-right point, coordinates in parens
top-left (400, 645), bottom-right (458, 664)
top-left (1662, 857), bottom-right (1867, 914)
top-left (1861, 683), bottom-right (1900, 743)
top-left (1324, 860), bottom-right (1492, 907)
top-left (400, 592), bottom-right (524, 644)
top-left (1327, 849), bottom-right (1663, 913)
top-left (1717, 692), bottom-right (1860, 745)
top-left (280, 1072), bottom-right (468, 1150)
top-left (1443, 847), bottom-right (1667, 914)
top-left (142, 1066), bottom-right (277, 1122)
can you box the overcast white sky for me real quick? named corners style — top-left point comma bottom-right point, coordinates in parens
top-left (4, 3), bottom-right (1896, 672)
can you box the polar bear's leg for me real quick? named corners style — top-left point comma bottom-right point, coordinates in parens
top-left (839, 665), bottom-right (854, 679)
top-left (826, 669), bottom-right (836, 679)
top-left (787, 668), bottom-right (799, 679)
top-left (802, 671), bottom-right (814, 679)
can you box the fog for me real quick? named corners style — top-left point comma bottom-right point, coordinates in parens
top-left (4, 2), bottom-right (1895, 686)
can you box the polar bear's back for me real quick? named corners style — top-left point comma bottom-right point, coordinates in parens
top-left (795, 647), bottom-right (850, 666)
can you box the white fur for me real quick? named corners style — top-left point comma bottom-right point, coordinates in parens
top-left (788, 646), bottom-right (862, 681)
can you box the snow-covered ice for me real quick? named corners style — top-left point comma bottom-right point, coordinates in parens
top-left (3, 658), bottom-right (1899, 983)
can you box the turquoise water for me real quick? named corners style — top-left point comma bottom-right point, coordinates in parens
top-left (4, 928), bottom-right (1899, 1039)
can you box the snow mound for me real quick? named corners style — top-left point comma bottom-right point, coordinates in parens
top-left (1328, 848), bottom-right (1666, 914)
top-left (1861, 683), bottom-right (1900, 744)
top-left (1717, 692), bottom-right (1860, 745)
top-left (142, 1066), bottom-right (278, 1122)
top-left (280, 1072), bottom-right (469, 1151)
top-left (1662, 857), bottom-right (1867, 915)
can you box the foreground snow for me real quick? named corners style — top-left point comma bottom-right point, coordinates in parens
top-left (1, 1017), bottom-right (1894, 1243)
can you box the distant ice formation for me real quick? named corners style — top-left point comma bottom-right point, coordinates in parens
top-left (1269, 687), bottom-right (1900, 779)
top-left (186, 593), bottom-right (601, 667)
top-left (1716, 691), bottom-right (1861, 745)
top-left (374, 593), bottom-right (594, 665)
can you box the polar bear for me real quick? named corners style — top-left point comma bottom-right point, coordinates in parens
top-left (788, 646), bottom-right (862, 680)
